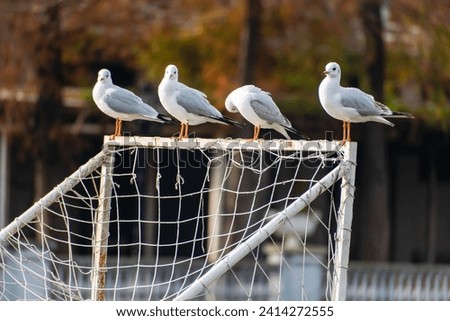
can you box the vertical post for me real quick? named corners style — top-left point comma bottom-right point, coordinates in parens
top-left (0, 129), bottom-right (8, 229)
top-left (332, 142), bottom-right (358, 300)
top-left (91, 140), bottom-right (115, 301)
top-left (207, 152), bottom-right (226, 262)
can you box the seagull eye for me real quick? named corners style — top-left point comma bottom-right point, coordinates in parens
top-left (332, 67), bottom-right (336, 71)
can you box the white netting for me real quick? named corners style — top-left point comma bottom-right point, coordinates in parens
top-left (0, 137), bottom-right (356, 301)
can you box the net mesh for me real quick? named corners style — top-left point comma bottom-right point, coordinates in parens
top-left (0, 138), bottom-right (355, 301)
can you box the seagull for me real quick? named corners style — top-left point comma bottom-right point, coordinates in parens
top-left (225, 85), bottom-right (308, 140)
top-left (92, 68), bottom-right (173, 139)
top-left (158, 64), bottom-right (241, 139)
top-left (318, 62), bottom-right (413, 142)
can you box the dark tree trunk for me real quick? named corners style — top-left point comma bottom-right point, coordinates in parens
top-left (238, 0), bottom-right (262, 85)
top-left (357, 0), bottom-right (390, 260)
top-left (32, 3), bottom-right (64, 203)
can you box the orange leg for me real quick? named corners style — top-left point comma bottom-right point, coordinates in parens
top-left (117, 119), bottom-right (122, 137)
top-left (347, 121), bottom-right (351, 142)
top-left (342, 121), bottom-right (347, 142)
top-left (252, 125), bottom-right (260, 140)
top-left (110, 118), bottom-right (120, 140)
top-left (341, 121), bottom-right (352, 143)
top-left (184, 123), bottom-right (189, 138)
top-left (340, 121), bottom-right (353, 144)
top-left (178, 123), bottom-right (185, 139)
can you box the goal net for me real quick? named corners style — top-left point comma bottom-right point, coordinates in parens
top-left (0, 136), bottom-right (356, 301)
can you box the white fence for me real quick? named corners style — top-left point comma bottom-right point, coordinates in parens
top-left (346, 262), bottom-right (450, 300)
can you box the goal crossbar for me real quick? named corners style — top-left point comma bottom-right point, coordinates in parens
top-left (104, 136), bottom-right (344, 152)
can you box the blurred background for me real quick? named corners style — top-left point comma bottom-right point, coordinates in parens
top-left (0, 0), bottom-right (449, 288)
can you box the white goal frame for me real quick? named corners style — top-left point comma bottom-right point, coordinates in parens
top-left (0, 137), bottom-right (357, 301)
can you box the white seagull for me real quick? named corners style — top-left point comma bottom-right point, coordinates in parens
top-left (318, 62), bottom-right (413, 142)
top-left (158, 64), bottom-right (240, 139)
top-left (225, 85), bottom-right (308, 140)
top-left (93, 68), bottom-right (173, 139)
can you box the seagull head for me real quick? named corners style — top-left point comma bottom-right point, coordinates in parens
top-left (321, 62), bottom-right (341, 79)
top-left (164, 64), bottom-right (178, 81)
top-left (225, 91), bottom-right (239, 113)
top-left (97, 69), bottom-right (112, 84)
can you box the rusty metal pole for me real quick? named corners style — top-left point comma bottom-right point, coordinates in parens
top-left (91, 139), bottom-right (115, 301)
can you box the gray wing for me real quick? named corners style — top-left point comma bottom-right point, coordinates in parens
top-left (104, 86), bottom-right (157, 117)
top-left (250, 96), bottom-right (291, 127)
top-left (176, 83), bottom-right (223, 118)
top-left (340, 87), bottom-right (389, 116)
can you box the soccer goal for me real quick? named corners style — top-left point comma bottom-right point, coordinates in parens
top-left (0, 136), bottom-right (356, 301)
